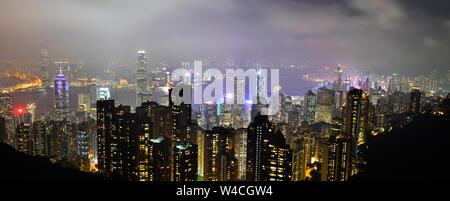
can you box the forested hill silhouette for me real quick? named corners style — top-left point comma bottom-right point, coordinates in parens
top-left (0, 142), bottom-right (106, 181)
top-left (355, 98), bottom-right (450, 181)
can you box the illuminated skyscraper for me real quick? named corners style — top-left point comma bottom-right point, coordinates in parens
top-left (96, 100), bottom-right (136, 179)
top-left (50, 71), bottom-right (72, 162)
top-left (257, 68), bottom-right (266, 102)
top-left (232, 79), bottom-right (245, 129)
top-left (290, 122), bottom-right (314, 181)
top-left (220, 103), bottom-right (232, 128)
top-left (234, 128), bottom-right (247, 180)
top-left (203, 127), bottom-right (238, 181)
top-left (192, 126), bottom-right (206, 180)
top-left (204, 103), bottom-right (219, 130)
top-left (409, 86), bottom-right (421, 117)
top-left (169, 88), bottom-right (192, 144)
top-left (304, 90), bottom-right (316, 124)
top-left (96, 99), bottom-right (115, 175)
top-left (148, 136), bottom-right (171, 181)
top-left (327, 117), bottom-right (352, 181)
top-left (343, 88), bottom-right (370, 176)
top-left (39, 40), bottom-right (49, 91)
top-left (136, 50), bottom-right (152, 107)
top-left (15, 123), bottom-right (32, 155)
top-left (247, 114), bottom-right (292, 181)
top-left (31, 120), bottom-right (48, 157)
top-left (111, 105), bottom-right (136, 180)
top-left (251, 68), bottom-right (266, 121)
top-left (76, 123), bottom-right (90, 160)
top-left (0, 92), bottom-right (13, 143)
top-left (134, 101), bottom-right (174, 181)
top-left (334, 65), bottom-right (343, 91)
top-left (315, 87), bottom-right (335, 123)
top-left (54, 70), bottom-right (70, 122)
top-left (288, 104), bottom-right (301, 128)
top-left (174, 142), bottom-right (198, 181)
top-left (78, 93), bottom-right (91, 113)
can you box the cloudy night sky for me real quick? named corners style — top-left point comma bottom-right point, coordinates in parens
top-left (0, 0), bottom-right (449, 74)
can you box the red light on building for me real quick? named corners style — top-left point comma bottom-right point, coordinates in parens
top-left (14, 107), bottom-right (27, 115)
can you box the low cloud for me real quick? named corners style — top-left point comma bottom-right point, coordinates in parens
top-left (0, 0), bottom-right (449, 74)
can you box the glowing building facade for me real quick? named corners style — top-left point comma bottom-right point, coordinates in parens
top-left (247, 114), bottom-right (292, 181)
top-left (203, 127), bottom-right (238, 181)
top-left (40, 40), bottom-right (49, 91)
top-left (0, 92), bottom-right (13, 143)
top-left (54, 73), bottom-right (70, 122)
top-left (136, 50), bottom-right (152, 107)
top-left (174, 142), bottom-right (198, 181)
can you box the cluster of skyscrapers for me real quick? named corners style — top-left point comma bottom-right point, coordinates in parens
top-left (0, 45), bottom-right (447, 181)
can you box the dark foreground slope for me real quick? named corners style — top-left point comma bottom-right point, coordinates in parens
top-left (0, 143), bottom-right (105, 181)
top-left (356, 100), bottom-right (450, 181)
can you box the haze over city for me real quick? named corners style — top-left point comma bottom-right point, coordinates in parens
top-left (1, 0), bottom-right (450, 74)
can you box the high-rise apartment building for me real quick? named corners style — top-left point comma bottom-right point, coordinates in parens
top-left (247, 114), bottom-right (292, 181)
top-left (136, 50), bottom-right (152, 107)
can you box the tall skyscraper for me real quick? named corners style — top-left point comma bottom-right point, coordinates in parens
top-left (304, 90), bottom-right (316, 124)
top-left (96, 99), bottom-right (115, 176)
top-left (193, 126), bottom-right (206, 180)
top-left (290, 122), bottom-right (314, 181)
top-left (234, 128), bottom-right (247, 180)
top-left (0, 92), bottom-right (13, 143)
top-left (48, 120), bottom-right (72, 162)
top-left (315, 87), bottom-right (335, 123)
top-left (204, 103), bottom-right (219, 130)
top-left (135, 101), bottom-right (171, 181)
top-left (97, 100), bottom-right (136, 179)
top-left (54, 71), bottom-right (70, 122)
top-left (174, 142), bottom-right (198, 181)
top-left (220, 103), bottom-right (232, 128)
top-left (251, 68), bottom-right (266, 121)
top-left (247, 114), bottom-right (292, 181)
top-left (232, 78), bottom-right (245, 129)
top-left (334, 65), bottom-right (343, 90)
top-left (169, 88), bottom-right (192, 144)
top-left (39, 40), bottom-right (49, 92)
top-left (136, 50), bottom-right (152, 107)
top-left (111, 105), bottom-right (136, 179)
top-left (203, 127), bottom-right (238, 181)
top-left (343, 88), bottom-right (371, 176)
top-left (15, 123), bottom-right (32, 155)
top-left (52, 69), bottom-right (72, 162)
top-left (148, 136), bottom-right (171, 181)
top-left (76, 123), bottom-right (90, 160)
top-left (409, 86), bottom-right (421, 117)
top-left (327, 117), bottom-right (352, 181)
top-left (31, 120), bottom-right (48, 157)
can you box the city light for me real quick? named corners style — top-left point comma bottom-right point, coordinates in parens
top-left (13, 106), bottom-right (27, 115)
top-left (0, 0), bottom-right (449, 190)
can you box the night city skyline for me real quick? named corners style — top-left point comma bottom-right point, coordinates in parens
top-left (1, 0), bottom-right (450, 200)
